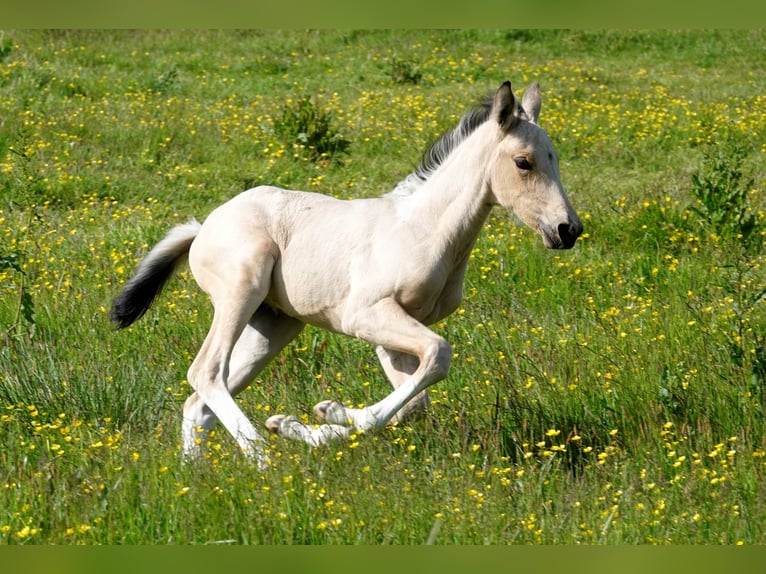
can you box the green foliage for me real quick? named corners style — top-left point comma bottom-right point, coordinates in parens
top-left (0, 30), bottom-right (765, 544)
top-left (690, 139), bottom-right (758, 248)
top-left (273, 95), bottom-right (350, 161)
top-left (0, 250), bottom-right (35, 332)
top-left (683, 138), bottom-right (765, 413)
top-left (1, 128), bottom-right (40, 337)
top-left (146, 67), bottom-right (179, 94)
top-left (389, 57), bottom-right (423, 85)
top-left (0, 33), bottom-right (13, 62)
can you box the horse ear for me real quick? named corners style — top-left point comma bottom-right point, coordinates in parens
top-left (521, 83), bottom-right (541, 124)
top-left (493, 81), bottom-right (520, 131)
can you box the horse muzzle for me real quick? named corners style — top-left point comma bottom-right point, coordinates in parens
top-left (541, 219), bottom-right (583, 250)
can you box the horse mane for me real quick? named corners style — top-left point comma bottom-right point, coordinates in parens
top-left (389, 92), bottom-right (494, 197)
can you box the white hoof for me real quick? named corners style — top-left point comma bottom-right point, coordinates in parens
top-left (265, 413), bottom-right (289, 433)
top-left (313, 400), bottom-right (350, 425)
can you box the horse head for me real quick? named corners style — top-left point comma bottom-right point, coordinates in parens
top-left (488, 81), bottom-right (583, 249)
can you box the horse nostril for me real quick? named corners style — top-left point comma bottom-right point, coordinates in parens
top-left (558, 222), bottom-right (581, 249)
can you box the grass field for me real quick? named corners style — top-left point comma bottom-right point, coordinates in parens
top-left (1, 29), bottom-right (765, 544)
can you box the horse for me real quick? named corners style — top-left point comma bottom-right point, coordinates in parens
top-left (111, 81), bottom-right (583, 469)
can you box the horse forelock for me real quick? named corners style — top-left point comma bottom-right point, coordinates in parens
top-left (389, 93), bottom-right (494, 196)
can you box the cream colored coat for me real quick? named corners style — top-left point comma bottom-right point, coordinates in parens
top-left (111, 81), bottom-right (582, 468)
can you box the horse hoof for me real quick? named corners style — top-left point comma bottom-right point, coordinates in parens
top-left (313, 400), bottom-right (331, 419)
top-left (265, 414), bottom-right (288, 433)
top-left (314, 400), bottom-right (341, 421)
top-left (314, 400), bottom-right (351, 425)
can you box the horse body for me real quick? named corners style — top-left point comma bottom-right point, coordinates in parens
top-left (112, 81), bottom-right (582, 467)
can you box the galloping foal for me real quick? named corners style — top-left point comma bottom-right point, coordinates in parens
top-left (112, 81), bottom-right (583, 469)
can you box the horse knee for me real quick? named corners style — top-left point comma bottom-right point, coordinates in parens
top-left (186, 359), bottom-right (205, 391)
top-left (425, 338), bottom-right (452, 381)
top-left (187, 352), bottom-right (226, 393)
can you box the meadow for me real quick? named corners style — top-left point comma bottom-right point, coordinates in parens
top-left (0, 29), bottom-right (765, 544)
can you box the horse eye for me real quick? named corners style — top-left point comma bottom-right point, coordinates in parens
top-left (514, 157), bottom-right (533, 171)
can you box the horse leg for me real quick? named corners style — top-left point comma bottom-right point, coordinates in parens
top-left (262, 326), bottom-right (351, 447)
top-left (316, 298), bottom-right (451, 432)
top-left (264, 414), bottom-right (352, 447)
top-left (375, 346), bottom-right (431, 424)
top-left (269, 297), bottom-right (451, 446)
top-left (182, 306), bottom-right (304, 459)
top-left (186, 303), bottom-right (266, 465)
top-left (185, 239), bottom-right (283, 468)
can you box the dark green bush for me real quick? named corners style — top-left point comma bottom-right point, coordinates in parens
top-left (273, 95), bottom-right (350, 162)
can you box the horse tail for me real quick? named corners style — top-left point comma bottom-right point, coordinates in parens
top-left (111, 220), bottom-right (202, 329)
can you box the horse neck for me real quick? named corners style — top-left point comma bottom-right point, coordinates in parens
top-left (406, 122), bottom-right (498, 256)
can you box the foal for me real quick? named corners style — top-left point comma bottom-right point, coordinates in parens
top-left (112, 81), bottom-right (582, 468)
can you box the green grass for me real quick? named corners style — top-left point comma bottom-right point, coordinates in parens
top-left (1, 30), bottom-right (765, 544)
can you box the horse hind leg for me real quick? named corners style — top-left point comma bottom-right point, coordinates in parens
top-left (182, 306), bottom-right (304, 459)
top-left (184, 236), bottom-right (284, 467)
top-left (182, 393), bottom-right (217, 459)
top-left (186, 303), bottom-right (267, 465)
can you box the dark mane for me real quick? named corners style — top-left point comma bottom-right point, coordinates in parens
top-left (389, 93), bottom-right (494, 196)
top-left (415, 93), bottom-right (494, 181)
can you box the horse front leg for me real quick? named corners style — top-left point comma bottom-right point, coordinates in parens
top-left (264, 415), bottom-right (351, 447)
top-left (267, 298), bottom-right (451, 446)
top-left (375, 346), bottom-right (431, 424)
top-left (314, 336), bottom-right (450, 432)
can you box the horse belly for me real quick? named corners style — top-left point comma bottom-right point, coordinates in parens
top-left (265, 228), bottom-right (356, 332)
